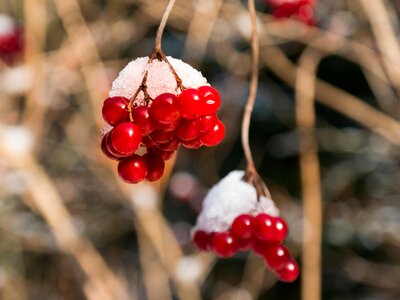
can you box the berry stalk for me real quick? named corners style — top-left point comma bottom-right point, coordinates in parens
top-left (149, 0), bottom-right (184, 91)
top-left (241, 0), bottom-right (271, 198)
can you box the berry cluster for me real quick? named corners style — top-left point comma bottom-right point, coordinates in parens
top-left (266, 0), bottom-right (317, 25)
top-left (101, 86), bottom-right (225, 184)
top-left (193, 213), bottom-right (299, 282)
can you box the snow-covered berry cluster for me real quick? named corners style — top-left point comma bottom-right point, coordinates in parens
top-left (192, 171), bottom-right (299, 282)
top-left (101, 56), bottom-right (225, 184)
top-left (266, 0), bottom-right (317, 25)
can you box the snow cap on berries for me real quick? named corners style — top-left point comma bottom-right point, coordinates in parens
top-left (194, 171), bottom-right (280, 233)
top-left (102, 56), bottom-right (207, 136)
top-left (110, 56), bottom-right (208, 104)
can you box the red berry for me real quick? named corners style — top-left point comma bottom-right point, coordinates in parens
top-left (117, 155), bottom-right (147, 183)
top-left (142, 135), bottom-right (158, 148)
top-left (200, 120), bottom-right (225, 147)
top-left (231, 214), bottom-right (254, 240)
top-left (254, 213), bottom-right (275, 242)
top-left (252, 238), bottom-right (272, 255)
top-left (101, 135), bottom-right (118, 160)
top-left (147, 148), bottom-right (175, 161)
top-left (157, 137), bottom-right (181, 151)
top-left (156, 119), bottom-right (181, 132)
top-left (143, 152), bottom-right (165, 182)
top-left (110, 122), bottom-right (142, 156)
top-left (132, 105), bottom-right (156, 136)
top-left (271, 217), bottom-right (288, 244)
top-left (199, 114), bottom-right (218, 132)
top-left (178, 88), bottom-right (205, 119)
top-left (264, 245), bottom-right (291, 270)
top-left (102, 96), bottom-right (130, 126)
top-left (105, 132), bottom-right (124, 158)
top-left (175, 119), bottom-right (201, 141)
top-left (181, 138), bottom-right (203, 149)
top-left (211, 232), bottom-right (237, 258)
top-left (277, 259), bottom-right (300, 282)
top-left (149, 130), bottom-right (174, 144)
top-left (236, 238), bottom-right (253, 251)
top-left (198, 86), bottom-right (220, 115)
top-left (193, 230), bottom-right (211, 251)
top-left (149, 93), bottom-right (181, 124)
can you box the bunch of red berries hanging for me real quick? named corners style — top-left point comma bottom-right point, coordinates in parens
top-left (101, 51), bottom-right (225, 184)
top-left (266, 0), bottom-right (317, 25)
top-left (192, 171), bottom-right (299, 283)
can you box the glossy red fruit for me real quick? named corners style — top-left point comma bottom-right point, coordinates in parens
top-left (271, 217), bottom-right (288, 243)
top-left (264, 245), bottom-right (291, 270)
top-left (118, 155), bottom-right (147, 183)
top-left (110, 122), bottom-right (142, 156)
top-left (156, 119), bottom-right (181, 132)
top-left (149, 93), bottom-right (181, 124)
top-left (181, 138), bottom-right (203, 149)
top-left (176, 119), bottom-right (201, 141)
top-left (277, 259), bottom-right (300, 282)
top-left (193, 230), bottom-right (211, 251)
top-left (252, 238), bottom-right (272, 255)
top-left (147, 148), bottom-right (175, 161)
top-left (254, 213), bottom-right (276, 242)
top-left (102, 96), bottom-right (130, 126)
top-left (199, 114), bottom-right (218, 132)
top-left (149, 130), bottom-right (174, 144)
top-left (236, 238), bottom-right (253, 251)
top-left (211, 232), bottom-right (237, 258)
top-left (105, 132), bottom-right (124, 158)
top-left (142, 135), bottom-right (158, 148)
top-left (231, 214), bottom-right (254, 240)
top-left (143, 152), bottom-right (165, 181)
top-left (101, 135), bottom-right (118, 160)
top-left (178, 88), bottom-right (205, 119)
top-left (198, 86), bottom-right (220, 115)
top-left (157, 137), bottom-right (181, 151)
top-left (200, 120), bottom-right (225, 147)
top-left (132, 105), bottom-right (156, 136)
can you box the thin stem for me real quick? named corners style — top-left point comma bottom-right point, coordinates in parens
top-left (242, 0), bottom-right (271, 198)
top-left (153, 0), bottom-right (177, 51)
top-left (242, 0), bottom-right (258, 172)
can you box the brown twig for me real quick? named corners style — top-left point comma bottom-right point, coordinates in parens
top-left (0, 141), bottom-right (129, 300)
top-left (259, 40), bottom-right (400, 147)
top-left (295, 48), bottom-right (323, 300)
top-left (242, 0), bottom-right (271, 199)
top-left (358, 0), bottom-right (400, 95)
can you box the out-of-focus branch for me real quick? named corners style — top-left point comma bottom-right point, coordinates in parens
top-left (260, 41), bottom-right (400, 147)
top-left (182, 0), bottom-right (224, 64)
top-left (22, 0), bottom-right (47, 137)
top-left (295, 48), bottom-right (323, 300)
top-left (0, 139), bottom-right (129, 300)
top-left (51, 0), bottom-right (109, 128)
top-left (358, 0), bottom-right (400, 92)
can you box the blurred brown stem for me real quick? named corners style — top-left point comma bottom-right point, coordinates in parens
top-left (260, 42), bottom-right (400, 147)
top-left (295, 48), bottom-right (323, 300)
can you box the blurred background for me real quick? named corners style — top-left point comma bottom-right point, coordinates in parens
top-left (1, 0), bottom-right (400, 299)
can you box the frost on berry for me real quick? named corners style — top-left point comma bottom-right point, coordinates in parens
top-left (109, 56), bottom-right (208, 105)
top-left (193, 171), bottom-right (279, 233)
